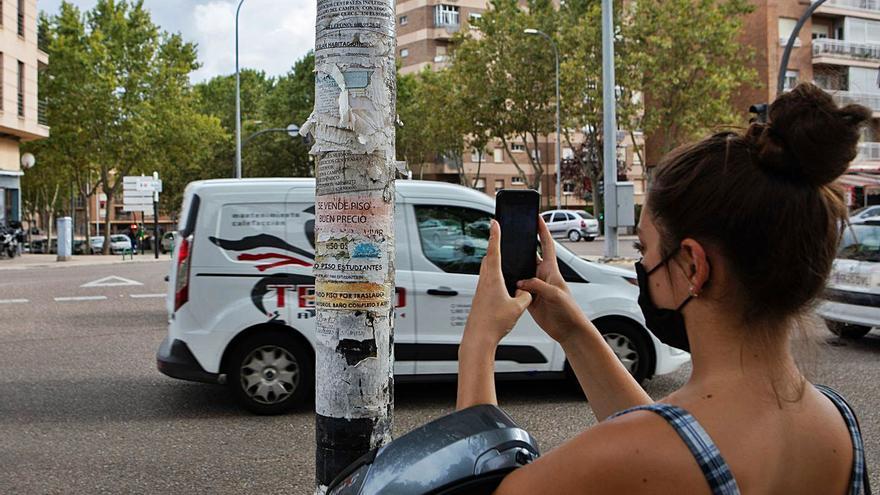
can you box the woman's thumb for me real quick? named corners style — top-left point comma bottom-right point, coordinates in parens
top-left (517, 278), bottom-right (556, 299)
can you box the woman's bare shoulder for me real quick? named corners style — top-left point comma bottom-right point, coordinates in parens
top-left (494, 409), bottom-right (710, 495)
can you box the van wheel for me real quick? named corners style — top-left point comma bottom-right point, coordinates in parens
top-left (826, 320), bottom-right (871, 340)
top-left (567, 230), bottom-right (582, 242)
top-left (597, 320), bottom-right (652, 384)
top-left (227, 330), bottom-right (313, 415)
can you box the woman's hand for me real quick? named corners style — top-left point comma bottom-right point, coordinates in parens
top-left (517, 216), bottom-right (591, 346)
top-left (461, 220), bottom-right (533, 348)
top-left (457, 220), bottom-right (531, 410)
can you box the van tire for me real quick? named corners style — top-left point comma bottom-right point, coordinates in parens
top-left (226, 329), bottom-right (313, 415)
top-left (596, 319), bottom-right (652, 384)
top-left (826, 320), bottom-right (871, 340)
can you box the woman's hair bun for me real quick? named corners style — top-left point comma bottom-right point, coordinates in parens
top-left (747, 83), bottom-right (873, 187)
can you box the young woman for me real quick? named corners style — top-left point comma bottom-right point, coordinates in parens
top-left (457, 83), bottom-right (870, 494)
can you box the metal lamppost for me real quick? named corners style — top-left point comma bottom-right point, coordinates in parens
top-left (524, 28), bottom-right (561, 210)
top-left (234, 0), bottom-right (245, 179)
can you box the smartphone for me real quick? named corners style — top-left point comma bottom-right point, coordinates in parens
top-left (495, 189), bottom-right (539, 297)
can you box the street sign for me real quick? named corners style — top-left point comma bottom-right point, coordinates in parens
top-left (123, 175), bottom-right (160, 213)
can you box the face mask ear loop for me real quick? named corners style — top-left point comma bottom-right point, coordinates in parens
top-left (675, 295), bottom-right (694, 312)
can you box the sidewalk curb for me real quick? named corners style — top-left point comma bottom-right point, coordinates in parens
top-left (0, 255), bottom-right (171, 271)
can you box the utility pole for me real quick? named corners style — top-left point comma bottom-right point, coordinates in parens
top-left (303, 0), bottom-right (397, 492)
top-left (152, 171), bottom-right (159, 259)
top-left (234, 0), bottom-right (244, 179)
top-left (602, 0), bottom-right (619, 257)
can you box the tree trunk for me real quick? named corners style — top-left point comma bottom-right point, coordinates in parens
top-left (304, 0), bottom-right (396, 492)
top-left (103, 196), bottom-right (113, 255)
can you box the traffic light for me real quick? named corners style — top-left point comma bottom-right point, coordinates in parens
top-left (749, 103), bottom-right (768, 124)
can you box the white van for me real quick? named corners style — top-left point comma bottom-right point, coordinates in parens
top-left (157, 179), bottom-right (689, 414)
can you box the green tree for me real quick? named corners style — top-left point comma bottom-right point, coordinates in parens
top-left (193, 54), bottom-right (314, 180)
top-left (627, 0), bottom-right (756, 164)
top-left (450, 0), bottom-right (558, 192)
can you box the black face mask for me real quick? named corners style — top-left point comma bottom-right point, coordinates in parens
top-left (635, 252), bottom-right (693, 353)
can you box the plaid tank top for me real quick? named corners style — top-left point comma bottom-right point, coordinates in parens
top-left (608, 385), bottom-right (870, 495)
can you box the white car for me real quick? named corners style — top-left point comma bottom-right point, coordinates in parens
top-left (157, 179), bottom-right (689, 414)
top-left (818, 220), bottom-right (880, 339)
top-left (89, 235), bottom-right (132, 254)
top-left (541, 209), bottom-right (600, 242)
top-left (849, 205), bottom-right (880, 224)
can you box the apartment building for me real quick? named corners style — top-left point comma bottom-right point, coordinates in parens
top-left (0, 0), bottom-right (48, 225)
top-left (395, 0), bottom-right (645, 209)
top-left (736, 0), bottom-right (880, 207)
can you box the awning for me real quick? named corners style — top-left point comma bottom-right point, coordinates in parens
top-left (838, 174), bottom-right (880, 191)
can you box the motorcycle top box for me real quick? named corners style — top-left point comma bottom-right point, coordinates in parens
top-left (327, 405), bottom-right (540, 495)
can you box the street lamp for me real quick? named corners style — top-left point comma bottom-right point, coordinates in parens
top-left (524, 28), bottom-right (561, 210)
top-left (20, 152), bottom-right (35, 170)
top-left (240, 124), bottom-right (307, 176)
top-left (234, 0), bottom-right (245, 179)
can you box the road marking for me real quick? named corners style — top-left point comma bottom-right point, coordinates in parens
top-left (81, 276), bottom-right (143, 288)
top-left (54, 296), bottom-right (108, 302)
top-left (129, 293), bottom-right (165, 299)
top-left (0, 298), bottom-right (28, 304)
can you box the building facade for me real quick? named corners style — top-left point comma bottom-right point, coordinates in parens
top-left (0, 0), bottom-right (48, 225)
top-left (736, 0), bottom-right (880, 206)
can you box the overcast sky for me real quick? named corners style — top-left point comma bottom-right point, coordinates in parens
top-left (39, 0), bottom-right (317, 81)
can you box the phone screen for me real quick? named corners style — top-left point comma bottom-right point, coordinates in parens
top-left (495, 189), bottom-right (539, 297)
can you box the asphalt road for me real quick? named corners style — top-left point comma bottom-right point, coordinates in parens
top-left (0, 260), bottom-right (877, 493)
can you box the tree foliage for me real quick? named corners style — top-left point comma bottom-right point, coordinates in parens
top-left (28, 0), bottom-right (226, 251)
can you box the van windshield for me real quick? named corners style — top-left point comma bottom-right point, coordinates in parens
top-left (839, 224), bottom-right (880, 262)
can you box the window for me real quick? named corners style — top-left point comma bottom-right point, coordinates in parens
top-left (0, 53), bottom-right (4, 111)
top-left (778, 17), bottom-right (801, 46)
top-left (493, 148), bottom-right (503, 162)
top-left (511, 143), bottom-right (525, 153)
top-left (846, 18), bottom-right (880, 44)
top-left (511, 176), bottom-right (525, 185)
top-left (562, 147), bottom-right (574, 160)
top-left (468, 12), bottom-right (481, 28)
top-left (400, 48), bottom-right (409, 58)
top-left (783, 69), bottom-right (799, 91)
top-left (434, 5), bottom-right (460, 28)
top-left (550, 212), bottom-right (565, 223)
top-left (474, 178), bottom-right (486, 192)
top-left (494, 179), bottom-right (504, 191)
top-left (17, 0), bottom-right (23, 37)
top-left (530, 149), bottom-right (541, 162)
top-left (563, 181), bottom-right (576, 195)
top-left (470, 148), bottom-right (482, 162)
top-left (17, 60), bottom-right (24, 117)
top-left (838, 223), bottom-right (880, 262)
top-left (541, 212), bottom-right (553, 223)
top-left (415, 205), bottom-right (491, 274)
top-left (848, 67), bottom-right (878, 93)
top-left (399, 15), bottom-right (408, 26)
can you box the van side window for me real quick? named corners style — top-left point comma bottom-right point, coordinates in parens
top-left (414, 205), bottom-right (491, 275)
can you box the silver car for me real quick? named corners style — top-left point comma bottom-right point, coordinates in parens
top-left (541, 209), bottom-right (600, 242)
top-left (818, 220), bottom-right (880, 339)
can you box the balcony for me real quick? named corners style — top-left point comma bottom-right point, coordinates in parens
top-left (857, 142), bottom-right (880, 161)
top-left (813, 38), bottom-right (880, 66)
top-left (830, 90), bottom-right (880, 112)
top-left (815, 0), bottom-right (880, 20)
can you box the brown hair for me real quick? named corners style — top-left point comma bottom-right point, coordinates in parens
top-left (649, 83), bottom-right (872, 327)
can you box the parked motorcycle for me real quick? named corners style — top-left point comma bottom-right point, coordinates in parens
top-left (0, 221), bottom-right (24, 258)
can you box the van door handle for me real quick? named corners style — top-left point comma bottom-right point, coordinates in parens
top-left (427, 288), bottom-right (458, 297)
